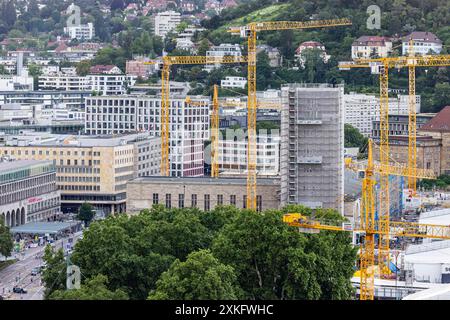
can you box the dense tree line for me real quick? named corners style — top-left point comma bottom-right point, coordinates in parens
top-left (42, 205), bottom-right (357, 300)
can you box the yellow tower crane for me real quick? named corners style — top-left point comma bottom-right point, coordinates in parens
top-left (339, 52), bottom-right (450, 276)
top-left (284, 139), bottom-right (443, 300)
top-left (185, 85), bottom-right (220, 178)
top-left (228, 18), bottom-right (352, 210)
top-left (145, 55), bottom-right (247, 176)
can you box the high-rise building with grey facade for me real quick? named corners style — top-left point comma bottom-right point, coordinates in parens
top-left (280, 84), bottom-right (344, 214)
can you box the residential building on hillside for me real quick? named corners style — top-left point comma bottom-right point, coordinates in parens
top-left (64, 22), bottom-right (95, 41)
top-left (38, 69), bottom-right (90, 91)
top-left (344, 93), bottom-right (421, 137)
top-left (154, 11), bottom-right (181, 39)
top-left (402, 31), bottom-right (442, 55)
top-left (280, 84), bottom-right (344, 214)
top-left (295, 41), bottom-right (330, 68)
top-left (84, 95), bottom-right (210, 177)
top-left (221, 76), bottom-right (247, 89)
top-left (256, 45), bottom-right (282, 67)
top-left (0, 132), bottom-right (161, 214)
top-left (88, 65), bottom-right (136, 95)
top-left (204, 44), bottom-right (242, 72)
top-left (351, 36), bottom-right (393, 59)
top-left (126, 57), bottom-right (159, 79)
top-left (0, 160), bottom-right (60, 227)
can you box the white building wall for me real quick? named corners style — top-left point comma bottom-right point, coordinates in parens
top-left (204, 44), bottom-right (242, 72)
top-left (344, 93), bottom-right (421, 137)
top-left (84, 95), bottom-right (209, 177)
top-left (154, 11), bottom-right (181, 38)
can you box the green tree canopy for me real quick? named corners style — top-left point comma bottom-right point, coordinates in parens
top-left (211, 208), bottom-right (357, 299)
top-left (148, 249), bottom-right (242, 300)
top-left (49, 274), bottom-right (129, 300)
top-left (0, 216), bottom-right (13, 260)
top-left (344, 124), bottom-right (368, 152)
top-left (77, 202), bottom-right (95, 226)
top-left (42, 246), bottom-right (66, 299)
top-left (76, 60), bottom-right (92, 76)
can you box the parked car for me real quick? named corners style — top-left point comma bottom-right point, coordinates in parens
top-left (13, 287), bottom-right (27, 294)
top-left (0, 295), bottom-right (4, 300)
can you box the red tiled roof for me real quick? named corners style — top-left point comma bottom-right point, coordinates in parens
top-left (89, 65), bottom-right (118, 74)
top-left (402, 31), bottom-right (442, 44)
top-left (352, 36), bottom-right (391, 47)
top-left (55, 42), bottom-right (69, 53)
top-left (419, 106), bottom-right (450, 132)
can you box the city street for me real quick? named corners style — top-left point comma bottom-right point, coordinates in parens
top-left (0, 231), bottom-right (83, 300)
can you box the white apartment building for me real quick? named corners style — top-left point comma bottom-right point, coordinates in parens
top-left (218, 133), bottom-right (280, 175)
top-left (38, 73), bottom-right (90, 91)
top-left (64, 22), bottom-right (95, 40)
top-left (88, 74), bottom-right (136, 96)
top-left (0, 58), bottom-right (17, 74)
top-left (84, 95), bottom-right (210, 177)
top-left (204, 44), bottom-right (242, 72)
top-left (0, 104), bottom-right (40, 122)
top-left (154, 11), bottom-right (181, 38)
top-left (344, 93), bottom-right (421, 137)
top-left (0, 73), bottom-right (34, 91)
top-left (402, 31), bottom-right (442, 56)
top-left (351, 36), bottom-right (393, 59)
top-left (220, 76), bottom-right (247, 89)
top-left (0, 91), bottom-right (91, 110)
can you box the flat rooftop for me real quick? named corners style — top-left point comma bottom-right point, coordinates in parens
top-left (0, 160), bottom-right (53, 173)
top-left (4, 132), bottom-right (156, 147)
top-left (10, 221), bottom-right (80, 235)
top-left (130, 176), bottom-right (280, 186)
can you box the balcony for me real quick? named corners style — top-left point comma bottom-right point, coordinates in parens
top-left (297, 155), bottom-right (322, 164)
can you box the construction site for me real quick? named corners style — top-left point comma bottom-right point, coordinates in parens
top-left (103, 16), bottom-right (450, 301)
top-left (2, 10), bottom-right (450, 302)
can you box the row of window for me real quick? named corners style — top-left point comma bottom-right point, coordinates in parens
top-left (1, 149), bottom-right (100, 157)
top-left (57, 176), bottom-right (100, 183)
top-left (59, 185), bottom-right (100, 191)
top-left (152, 193), bottom-right (263, 212)
top-left (57, 166), bottom-right (100, 174)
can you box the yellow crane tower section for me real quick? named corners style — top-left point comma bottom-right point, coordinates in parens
top-left (185, 85), bottom-right (220, 177)
top-left (228, 18), bottom-right (352, 210)
top-left (284, 139), bottom-right (441, 300)
top-left (146, 55), bottom-right (247, 176)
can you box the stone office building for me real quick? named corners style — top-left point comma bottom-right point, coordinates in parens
top-left (0, 160), bottom-right (60, 227)
top-left (126, 176), bottom-right (280, 214)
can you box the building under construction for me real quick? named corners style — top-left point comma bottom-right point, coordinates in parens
top-left (280, 84), bottom-right (345, 214)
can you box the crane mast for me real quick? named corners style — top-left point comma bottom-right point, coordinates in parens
top-left (211, 85), bottom-right (220, 178)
